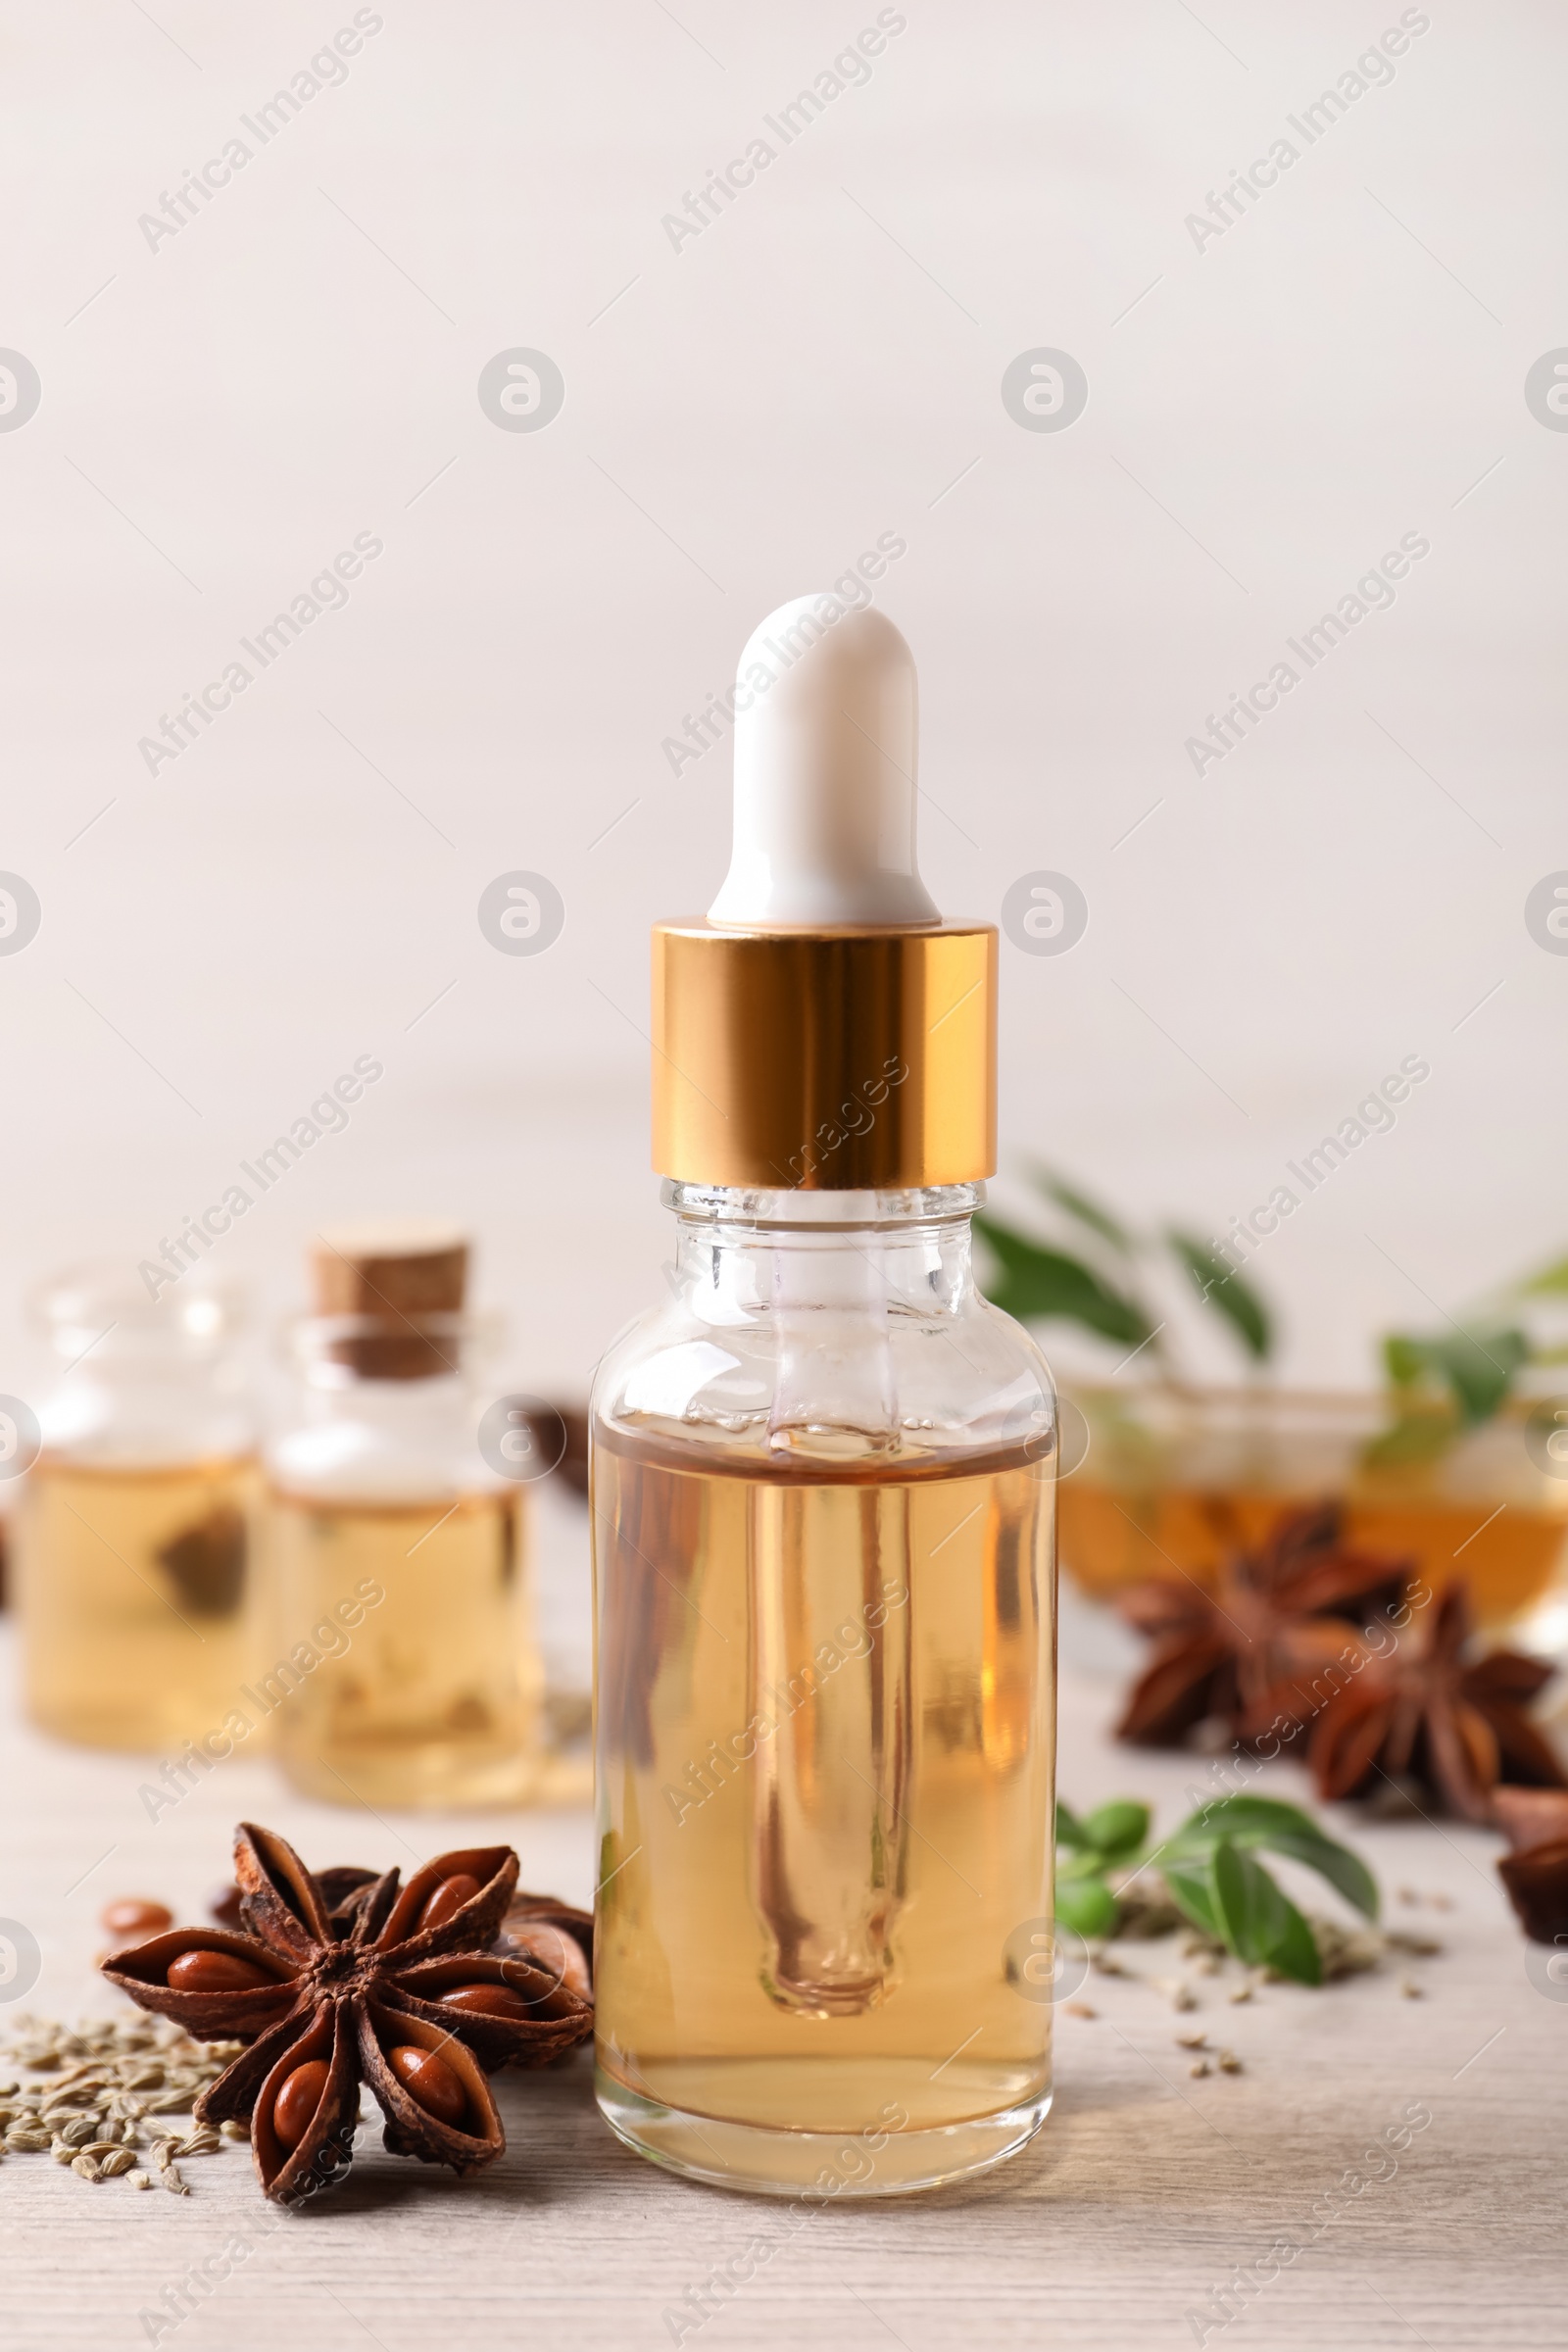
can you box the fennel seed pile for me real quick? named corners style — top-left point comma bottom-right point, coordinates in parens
top-left (1, 2012), bottom-right (247, 2192)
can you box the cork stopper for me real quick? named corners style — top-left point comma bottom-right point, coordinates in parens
top-left (311, 1221), bottom-right (468, 1380)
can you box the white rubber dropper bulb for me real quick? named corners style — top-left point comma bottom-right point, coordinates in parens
top-left (707, 597), bottom-right (941, 928)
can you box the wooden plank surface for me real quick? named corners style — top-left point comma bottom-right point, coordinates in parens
top-left (1, 1623), bottom-right (1563, 2351)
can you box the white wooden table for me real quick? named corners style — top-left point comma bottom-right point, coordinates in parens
top-left (2, 1620), bottom-right (1563, 2352)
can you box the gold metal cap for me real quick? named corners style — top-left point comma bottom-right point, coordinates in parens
top-left (651, 921), bottom-right (997, 1190)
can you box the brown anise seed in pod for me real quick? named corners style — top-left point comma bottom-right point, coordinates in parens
top-left (510, 1923), bottom-right (591, 1999)
top-left (388, 2045), bottom-right (466, 2128)
top-left (104, 1824), bottom-right (583, 2204)
top-left (168, 1949), bottom-right (275, 1993)
top-left (416, 1874), bottom-right (482, 1935)
top-left (272, 2060), bottom-right (330, 2152)
top-left (101, 1899), bottom-right (173, 1938)
top-left (438, 1985), bottom-right (536, 2023)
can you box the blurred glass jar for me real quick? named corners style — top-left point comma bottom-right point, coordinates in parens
top-left (1059, 1384), bottom-right (1568, 1644)
top-left (260, 1224), bottom-right (547, 1809)
top-left (15, 1265), bottom-right (257, 1750)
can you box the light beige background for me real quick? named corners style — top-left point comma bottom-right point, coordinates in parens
top-left (1, 0), bottom-right (1563, 1408)
top-left (2, 13), bottom-right (1566, 2347)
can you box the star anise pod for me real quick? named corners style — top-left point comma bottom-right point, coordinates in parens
top-left (1493, 1787), bottom-right (1568, 1943)
top-left (1115, 1501), bottom-right (1409, 1747)
top-left (1307, 1584), bottom-right (1567, 1821)
top-left (101, 1823), bottom-right (593, 2204)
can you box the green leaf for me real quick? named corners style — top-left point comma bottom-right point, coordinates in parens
top-left (1167, 1794), bottom-right (1378, 1923)
top-left (975, 1216), bottom-right (1153, 1348)
top-left (1162, 1854), bottom-right (1220, 1940)
top-left (1168, 1230), bottom-right (1273, 1362)
top-left (1429, 1328), bottom-right (1528, 1426)
top-left (1382, 1333), bottom-right (1430, 1388)
top-left (1514, 1251), bottom-right (1568, 1298)
top-left (1081, 1799), bottom-right (1150, 1862)
top-left (1262, 1894), bottom-right (1324, 1985)
top-left (1055, 1798), bottom-right (1089, 1850)
top-left (1032, 1167), bottom-right (1135, 1255)
top-left (1361, 1406), bottom-right (1455, 1468)
top-left (1378, 1327), bottom-right (1528, 1429)
top-left (1258, 1830), bottom-right (1378, 1923)
top-left (1055, 1874), bottom-right (1118, 1939)
top-left (1166, 1794), bottom-right (1335, 1855)
top-left (1207, 1839), bottom-right (1322, 1984)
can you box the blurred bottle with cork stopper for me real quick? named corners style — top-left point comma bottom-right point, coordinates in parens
top-left (261, 1220), bottom-right (550, 1807)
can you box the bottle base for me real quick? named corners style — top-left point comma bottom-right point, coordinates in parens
top-left (595, 2065), bottom-right (1052, 2197)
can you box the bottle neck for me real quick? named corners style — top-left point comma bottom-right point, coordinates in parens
top-left (664, 1182), bottom-right (981, 1314)
top-left (651, 1183), bottom-right (1001, 1458)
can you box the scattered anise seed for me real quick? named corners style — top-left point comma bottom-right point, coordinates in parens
top-left (1227, 1985), bottom-right (1253, 2004)
top-left (1307, 1916), bottom-right (1383, 1982)
top-left (1062, 2001), bottom-right (1096, 2020)
top-left (1217, 2051), bottom-right (1243, 2074)
top-left (101, 1899), bottom-right (173, 1940)
top-left (1189, 2059), bottom-right (1211, 2078)
top-left (1176, 2033), bottom-right (1207, 2049)
top-left (1, 2014), bottom-right (242, 2185)
top-left (1397, 1977), bottom-right (1424, 1999)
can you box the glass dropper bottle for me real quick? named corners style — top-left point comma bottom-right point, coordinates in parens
top-left (591, 597), bottom-right (1059, 2195)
